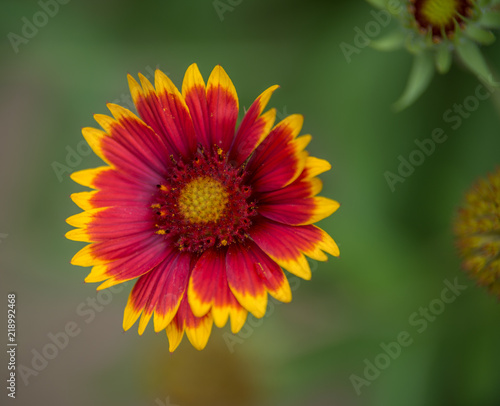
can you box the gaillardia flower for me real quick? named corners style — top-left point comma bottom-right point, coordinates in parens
top-left (367, 0), bottom-right (500, 110)
top-left (65, 64), bottom-right (339, 351)
top-left (454, 168), bottom-right (500, 297)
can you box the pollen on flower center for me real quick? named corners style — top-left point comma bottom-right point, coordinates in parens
top-left (422, 0), bottom-right (461, 25)
top-left (410, 0), bottom-right (474, 39)
top-left (178, 177), bottom-right (228, 223)
top-left (151, 147), bottom-right (257, 254)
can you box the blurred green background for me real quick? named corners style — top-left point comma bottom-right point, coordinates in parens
top-left (2, 0), bottom-right (500, 405)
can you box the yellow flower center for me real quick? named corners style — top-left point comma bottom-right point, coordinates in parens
top-left (178, 177), bottom-right (228, 223)
top-left (420, 0), bottom-right (461, 27)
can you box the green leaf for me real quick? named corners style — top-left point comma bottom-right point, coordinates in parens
top-left (435, 46), bottom-right (452, 74)
top-left (455, 39), bottom-right (499, 87)
top-left (371, 31), bottom-right (405, 51)
top-left (393, 52), bottom-right (434, 111)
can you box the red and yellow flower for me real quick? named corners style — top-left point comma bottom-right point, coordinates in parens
top-left (66, 64), bottom-right (339, 351)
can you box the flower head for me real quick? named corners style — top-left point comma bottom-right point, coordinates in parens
top-left (454, 168), bottom-right (500, 297)
top-left (367, 0), bottom-right (500, 109)
top-left (66, 64), bottom-right (340, 351)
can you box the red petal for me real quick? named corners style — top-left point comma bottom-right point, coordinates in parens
top-left (154, 69), bottom-right (197, 158)
top-left (128, 73), bottom-right (194, 159)
top-left (84, 237), bottom-right (173, 289)
top-left (123, 251), bottom-right (191, 334)
top-left (225, 242), bottom-right (269, 318)
top-left (206, 65), bottom-right (239, 152)
top-left (188, 248), bottom-right (248, 331)
top-left (246, 115), bottom-right (306, 193)
top-left (229, 85), bottom-right (278, 165)
top-left (167, 293), bottom-right (213, 352)
top-left (258, 196), bottom-right (339, 226)
top-left (182, 63), bottom-right (211, 148)
top-left (72, 231), bottom-right (162, 266)
top-left (250, 218), bottom-right (339, 280)
top-left (67, 206), bottom-right (154, 242)
top-left (188, 248), bottom-right (227, 317)
top-left (106, 104), bottom-right (171, 173)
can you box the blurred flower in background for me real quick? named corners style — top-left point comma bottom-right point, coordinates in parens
top-left (455, 167), bottom-right (500, 297)
top-left (139, 337), bottom-right (259, 406)
top-left (368, 0), bottom-right (500, 109)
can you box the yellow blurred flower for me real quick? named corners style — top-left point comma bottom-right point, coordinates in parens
top-left (455, 168), bottom-right (500, 297)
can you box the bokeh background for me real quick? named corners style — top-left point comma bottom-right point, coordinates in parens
top-left (2, 1), bottom-right (500, 405)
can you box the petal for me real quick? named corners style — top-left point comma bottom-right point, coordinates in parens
top-left (229, 85), bottom-right (279, 165)
top-left (128, 73), bottom-right (189, 158)
top-left (90, 114), bottom-right (165, 183)
top-left (83, 236), bottom-right (172, 290)
top-left (303, 156), bottom-right (331, 178)
top-left (213, 285), bottom-right (248, 334)
top-left (70, 166), bottom-right (110, 189)
top-left (206, 65), bottom-right (239, 151)
top-left (69, 191), bottom-right (98, 211)
top-left (258, 196), bottom-right (340, 226)
top-left (81, 127), bottom-right (112, 166)
top-left (128, 73), bottom-right (177, 154)
top-left (89, 166), bottom-right (155, 208)
top-left (258, 176), bottom-right (323, 202)
top-left (165, 314), bottom-right (185, 353)
top-left (90, 247), bottom-right (166, 288)
top-left (248, 241), bottom-right (292, 303)
top-left (105, 103), bottom-right (171, 168)
top-left (455, 40), bottom-right (499, 87)
top-left (152, 253), bottom-right (193, 332)
top-left (94, 106), bottom-right (171, 176)
top-left (66, 206), bottom-right (154, 242)
top-left (246, 115), bottom-right (308, 193)
top-left (154, 69), bottom-right (197, 157)
top-left (166, 294), bottom-right (213, 352)
top-left (182, 63), bottom-right (211, 148)
top-left (250, 219), bottom-right (339, 280)
top-left (225, 242), bottom-right (268, 318)
top-left (70, 231), bottom-right (160, 267)
top-left (188, 248), bottom-right (227, 317)
top-left (465, 26), bottom-right (496, 46)
top-left (365, 0), bottom-right (387, 8)
top-left (187, 248), bottom-right (249, 332)
top-left (370, 30), bottom-right (405, 51)
top-left (477, 10), bottom-right (500, 29)
top-left (123, 251), bottom-right (191, 334)
top-left (393, 52), bottom-right (434, 111)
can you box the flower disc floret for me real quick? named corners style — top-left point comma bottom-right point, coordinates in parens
top-left (410, 0), bottom-right (474, 40)
top-left (152, 147), bottom-right (256, 254)
top-left (455, 168), bottom-right (500, 297)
